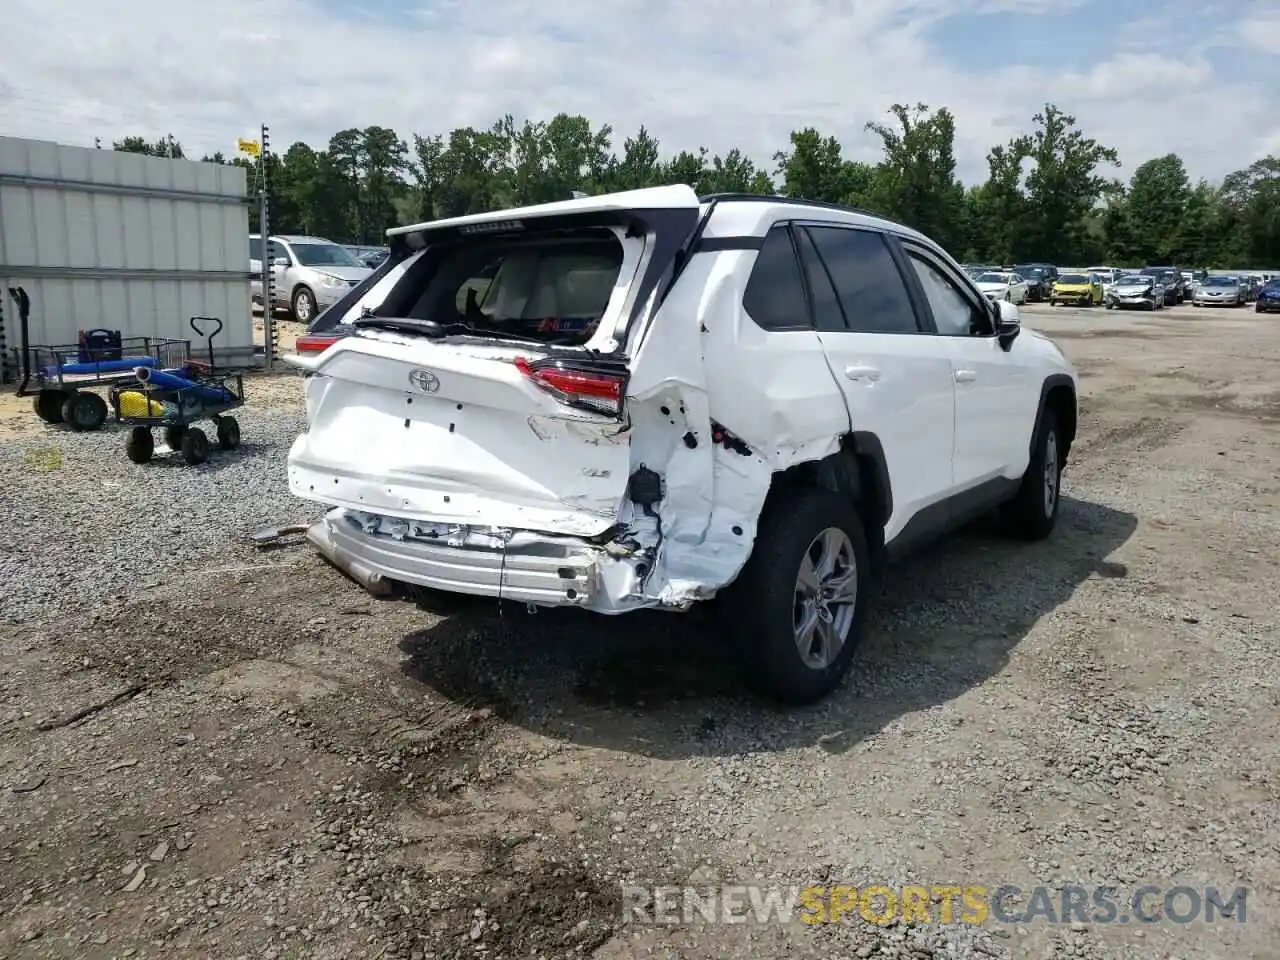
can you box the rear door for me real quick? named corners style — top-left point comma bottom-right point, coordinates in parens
top-left (795, 223), bottom-right (957, 541)
top-left (287, 187), bottom-right (702, 537)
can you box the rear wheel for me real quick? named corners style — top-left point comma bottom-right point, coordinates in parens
top-left (723, 489), bottom-right (870, 705)
top-left (33, 390), bottom-right (68, 424)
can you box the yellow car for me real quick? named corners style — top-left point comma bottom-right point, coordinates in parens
top-left (1049, 272), bottom-right (1104, 306)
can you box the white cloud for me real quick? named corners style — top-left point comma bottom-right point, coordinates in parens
top-left (1240, 9), bottom-right (1280, 53)
top-left (0, 0), bottom-right (1272, 185)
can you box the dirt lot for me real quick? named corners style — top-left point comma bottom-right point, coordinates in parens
top-left (1, 302), bottom-right (1278, 959)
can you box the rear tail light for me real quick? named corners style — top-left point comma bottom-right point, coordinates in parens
top-left (295, 334), bottom-right (340, 354)
top-left (514, 356), bottom-right (627, 417)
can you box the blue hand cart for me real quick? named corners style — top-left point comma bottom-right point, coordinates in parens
top-left (8, 286), bottom-right (190, 432)
top-left (108, 316), bottom-right (246, 466)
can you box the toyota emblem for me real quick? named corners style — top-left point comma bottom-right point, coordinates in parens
top-left (409, 369), bottom-right (440, 393)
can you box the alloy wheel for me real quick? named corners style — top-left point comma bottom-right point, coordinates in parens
top-left (793, 528), bottom-right (858, 670)
top-left (1043, 429), bottom-right (1059, 517)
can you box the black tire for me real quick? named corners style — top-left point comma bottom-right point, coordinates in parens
top-left (1000, 408), bottom-right (1062, 541)
top-left (164, 425), bottom-right (187, 449)
top-left (1105, 301), bottom-right (1115, 310)
top-left (291, 287), bottom-right (317, 325)
top-left (722, 489), bottom-right (871, 705)
top-left (126, 427), bottom-right (155, 464)
top-left (181, 426), bottom-right (211, 465)
top-left (33, 390), bottom-right (68, 424)
top-left (216, 416), bottom-right (241, 450)
top-left (61, 391), bottom-right (109, 432)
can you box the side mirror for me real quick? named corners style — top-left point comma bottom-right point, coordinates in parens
top-left (272, 257), bottom-right (289, 268)
top-left (996, 300), bottom-right (1020, 349)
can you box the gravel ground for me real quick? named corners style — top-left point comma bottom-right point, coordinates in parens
top-left (0, 387), bottom-right (311, 626)
top-left (1, 302), bottom-right (1278, 960)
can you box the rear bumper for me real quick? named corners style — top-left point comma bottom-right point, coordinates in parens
top-left (309, 508), bottom-right (608, 608)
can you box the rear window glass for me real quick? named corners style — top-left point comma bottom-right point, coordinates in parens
top-left (379, 231), bottom-right (625, 345)
top-left (743, 226), bottom-right (810, 331)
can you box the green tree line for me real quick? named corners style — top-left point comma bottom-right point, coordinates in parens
top-left (112, 101), bottom-right (1280, 268)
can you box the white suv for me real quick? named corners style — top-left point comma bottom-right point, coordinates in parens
top-left (286, 186), bottom-right (1078, 704)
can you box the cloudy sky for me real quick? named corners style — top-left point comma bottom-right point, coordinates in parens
top-left (1, 0), bottom-right (1277, 184)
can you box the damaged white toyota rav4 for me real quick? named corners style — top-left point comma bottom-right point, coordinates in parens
top-left (286, 185), bottom-right (1077, 704)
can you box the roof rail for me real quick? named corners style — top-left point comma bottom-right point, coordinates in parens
top-left (697, 192), bottom-right (882, 220)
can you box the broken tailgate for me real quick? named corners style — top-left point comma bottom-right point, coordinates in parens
top-left (289, 335), bottom-right (631, 536)
top-left (288, 187), bottom-right (704, 541)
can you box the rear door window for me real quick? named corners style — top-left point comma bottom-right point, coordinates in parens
top-left (743, 225), bottom-right (811, 331)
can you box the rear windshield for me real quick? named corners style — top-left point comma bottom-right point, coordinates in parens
top-left (368, 230), bottom-right (624, 345)
top-left (1058, 274), bottom-right (1089, 284)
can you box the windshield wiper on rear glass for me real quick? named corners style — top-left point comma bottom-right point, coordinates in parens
top-left (352, 315), bottom-right (549, 344)
top-left (352, 316), bottom-right (448, 337)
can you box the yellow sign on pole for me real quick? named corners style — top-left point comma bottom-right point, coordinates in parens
top-left (237, 138), bottom-right (261, 157)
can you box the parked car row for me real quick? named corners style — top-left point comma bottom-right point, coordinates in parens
top-left (963, 261), bottom-right (1280, 313)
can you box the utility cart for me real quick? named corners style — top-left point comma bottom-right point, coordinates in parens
top-left (8, 286), bottom-right (191, 432)
top-left (109, 316), bottom-right (246, 466)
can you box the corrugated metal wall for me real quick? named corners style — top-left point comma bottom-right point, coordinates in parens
top-left (0, 136), bottom-right (253, 376)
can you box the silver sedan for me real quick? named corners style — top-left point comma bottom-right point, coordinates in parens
top-left (1192, 275), bottom-right (1246, 307)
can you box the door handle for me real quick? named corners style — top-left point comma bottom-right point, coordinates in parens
top-left (845, 365), bottom-right (881, 381)
top-left (954, 369), bottom-right (978, 383)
